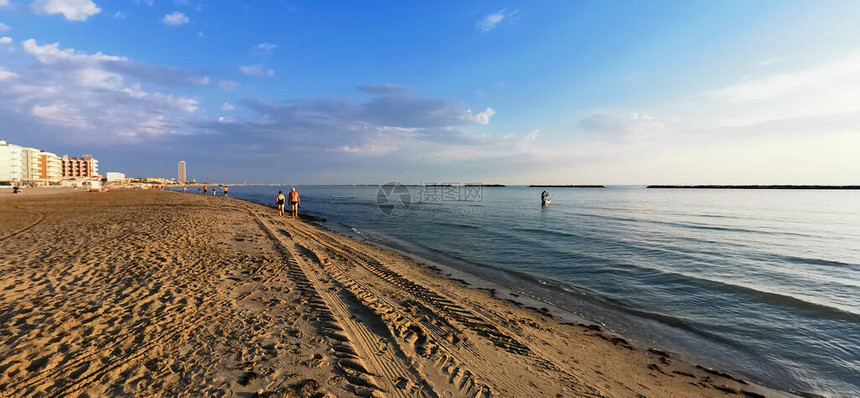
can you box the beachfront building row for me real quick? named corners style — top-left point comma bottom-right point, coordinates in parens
top-left (0, 140), bottom-right (99, 185)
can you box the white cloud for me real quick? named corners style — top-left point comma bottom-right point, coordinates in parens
top-left (335, 126), bottom-right (418, 155)
top-left (0, 67), bottom-right (17, 80)
top-left (756, 58), bottom-right (777, 67)
top-left (22, 38), bottom-right (125, 64)
top-left (467, 107), bottom-right (495, 124)
top-left (221, 102), bottom-right (234, 111)
top-left (476, 10), bottom-right (518, 32)
top-left (217, 116), bottom-right (233, 123)
top-left (694, 52), bottom-right (860, 126)
top-left (121, 83), bottom-right (146, 98)
top-left (2, 38), bottom-right (203, 143)
top-left (133, 0), bottom-right (154, 5)
top-left (151, 92), bottom-right (198, 112)
top-left (256, 42), bottom-right (276, 51)
top-left (32, 104), bottom-right (89, 129)
top-left (239, 64), bottom-right (274, 76)
top-left (705, 54), bottom-right (860, 104)
top-left (162, 11), bottom-right (188, 25)
top-left (217, 80), bottom-right (240, 91)
top-left (0, 37), bottom-right (11, 44)
top-left (0, 23), bottom-right (9, 32)
top-left (117, 114), bottom-right (167, 137)
top-left (113, 11), bottom-right (126, 19)
top-left (30, 0), bottom-right (101, 21)
top-left (0, 0), bottom-right (9, 6)
top-left (75, 67), bottom-right (123, 89)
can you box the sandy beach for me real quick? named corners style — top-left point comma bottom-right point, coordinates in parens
top-left (0, 189), bottom-right (787, 397)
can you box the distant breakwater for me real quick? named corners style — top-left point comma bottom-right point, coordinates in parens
top-left (647, 185), bottom-right (860, 190)
top-left (528, 185), bottom-right (605, 188)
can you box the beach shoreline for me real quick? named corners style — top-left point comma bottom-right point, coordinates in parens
top-left (0, 189), bottom-right (788, 397)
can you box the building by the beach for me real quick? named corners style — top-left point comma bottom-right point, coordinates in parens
top-left (0, 140), bottom-right (23, 184)
top-left (62, 155), bottom-right (99, 179)
top-left (22, 147), bottom-right (63, 182)
top-left (105, 172), bottom-right (126, 182)
top-left (178, 160), bottom-right (186, 182)
top-left (0, 139), bottom-right (101, 185)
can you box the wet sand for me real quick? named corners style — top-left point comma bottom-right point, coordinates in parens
top-left (0, 189), bottom-right (787, 397)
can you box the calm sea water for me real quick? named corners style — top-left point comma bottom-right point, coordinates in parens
top-left (218, 185), bottom-right (859, 397)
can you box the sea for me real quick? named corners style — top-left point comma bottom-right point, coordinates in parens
top-left (213, 184), bottom-right (859, 397)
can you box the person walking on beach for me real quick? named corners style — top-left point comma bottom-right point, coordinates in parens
top-left (223, 186), bottom-right (229, 198)
top-left (288, 187), bottom-right (300, 219)
top-left (203, 185), bottom-right (208, 195)
top-left (276, 191), bottom-right (286, 216)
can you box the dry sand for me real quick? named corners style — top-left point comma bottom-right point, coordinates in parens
top-left (0, 189), bottom-right (788, 397)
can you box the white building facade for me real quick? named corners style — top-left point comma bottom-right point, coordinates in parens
top-left (105, 172), bottom-right (126, 182)
top-left (0, 140), bottom-right (23, 184)
top-left (21, 147), bottom-right (42, 181)
top-left (20, 147), bottom-right (63, 183)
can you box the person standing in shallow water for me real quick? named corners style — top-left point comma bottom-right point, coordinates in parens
top-left (276, 191), bottom-right (286, 216)
top-left (223, 186), bottom-right (229, 198)
top-left (288, 187), bottom-right (300, 219)
top-left (203, 185), bottom-right (207, 195)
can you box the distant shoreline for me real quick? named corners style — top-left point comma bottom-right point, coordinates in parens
top-left (647, 185), bottom-right (860, 190)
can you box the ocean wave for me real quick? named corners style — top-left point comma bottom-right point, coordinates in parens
top-left (602, 263), bottom-right (860, 322)
top-left (512, 227), bottom-right (585, 239)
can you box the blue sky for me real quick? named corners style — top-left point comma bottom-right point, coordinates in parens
top-left (1, 1), bottom-right (859, 184)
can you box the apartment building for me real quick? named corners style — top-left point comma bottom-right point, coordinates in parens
top-left (0, 140), bottom-right (23, 184)
top-left (20, 147), bottom-right (63, 182)
top-left (21, 147), bottom-right (43, 181)
top-left (39, 152), bottom-right (63, 181)
top-left (61, 155), bottom-right (99, 178)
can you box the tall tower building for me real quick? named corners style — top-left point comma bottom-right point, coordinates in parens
top-left (178, 160), bottom-right (186, 182)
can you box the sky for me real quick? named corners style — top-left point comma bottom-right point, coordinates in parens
top-left (1, 0), bottom-right (860, 184)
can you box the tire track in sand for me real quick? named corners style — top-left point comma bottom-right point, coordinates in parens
top-left (284, 220), bottom-right (613, 397)
top-left (0, 208), bottom-right (46, 242)
top-left (293, 238), bottom-right (497, 398)
top-left (246, 208), bottom-right (421, 397)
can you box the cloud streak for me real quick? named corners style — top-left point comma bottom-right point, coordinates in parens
top-left (199, 85), bottom-right (510, 160)
top-left (239, 64), bottom-right (274, 76)
top-left (476, 10), bottom-right (519, 32)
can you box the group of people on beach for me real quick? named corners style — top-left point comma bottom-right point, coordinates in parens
top-left (195, 184), bottom-right (229, 197)
top-left (276, 188), bottom-right (300, 218)
top-left (179, 183), bottom-right (300, 218)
